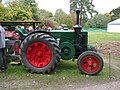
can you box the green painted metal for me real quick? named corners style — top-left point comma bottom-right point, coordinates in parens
top-left (49, 30), bottom-right (88, 45)
top-left (49, 30), bottom-right (88, 59)
top-left (60, 42), bottom-right (75, 60)
top-left (17, 29), bottom-right (88, 59)
top-left (50, 30), bottom-right (74, 44)
top-left (17, 28), bottom-right (28, 40)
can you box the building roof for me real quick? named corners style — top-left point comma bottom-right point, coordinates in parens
top-left (108, 18), bottom-right (120, 25)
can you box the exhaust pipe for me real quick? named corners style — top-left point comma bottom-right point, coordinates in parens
top-left (76, 8), bottom-right (80, 25)
top-left (74, 9), bottom-right (82, 47)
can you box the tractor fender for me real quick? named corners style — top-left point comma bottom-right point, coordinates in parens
top-left (87, 45), bottom-right (97, 52)
top-left (19, 31), bottom-right (54, 46)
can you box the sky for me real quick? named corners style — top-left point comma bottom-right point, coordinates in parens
top-left (36, 0), bottom-right (120, 15)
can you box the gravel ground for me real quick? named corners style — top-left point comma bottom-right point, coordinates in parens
top-left (77, 80), bottom-right (120, 90)
top-left (0, 79), bottom-right (120, 90)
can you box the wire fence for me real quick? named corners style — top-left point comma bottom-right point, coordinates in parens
top-left (95, 42), bottom-right (120, 79)
top-left (82, 28), bottom-right (107, 32)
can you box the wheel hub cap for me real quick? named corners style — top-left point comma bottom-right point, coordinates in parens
top-left (81, 56), bottom-right (99, 73)
top-left (26, 42), bottom-right (51, 68)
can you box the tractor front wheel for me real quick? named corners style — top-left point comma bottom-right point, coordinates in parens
top-left (77, 51), bottom-right (104, 75)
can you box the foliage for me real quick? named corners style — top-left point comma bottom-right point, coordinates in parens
top-left (70, 0), bottom-right (98, 25)
top-left (49, 17), bottom-right (59, 28)
top-left (44, 19), bottom-right (54, 29)
top-left (8, 1), bottom-right (33, 21)
top-left (0, 0), bottom-right (33, 21)
top-left (69, 12), bottom-right (76, 25)
top-left (84, 18), bottom-right (96, 28)
top-left (62, 15), bottom-right (74, 29)
top-left (1, 0), bottom-right (118, 28)
top-left (54, 9), bottom-right (74, 28)
top-left (0, 0), bottom-right (40, 21)
top-left (20, 0), bottom-right (40, 21)
top-left (84, 14), bottom-right (111, 28)
top-left (0, 3), bottom-right (9, 20)
top-left (110, 6), bottom-right (120, 21)
top-left (39, 9), bottom-right (53, 21)
top-left (54, 9), bottom-right (67, 24)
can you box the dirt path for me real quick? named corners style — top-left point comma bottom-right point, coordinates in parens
top-left (76, 79), bottom-right (120, 90)
top-left (1, 79), bottom-right (119, 90)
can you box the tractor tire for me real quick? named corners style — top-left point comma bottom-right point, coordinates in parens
top-left (77, 51), bottom-right (104, 75)
top-left (20, 33), bottom-right (61, 74)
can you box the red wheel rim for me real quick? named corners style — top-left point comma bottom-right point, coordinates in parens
top-left (26, 42), bottom-right (51, 68)
top-left (81, 56), bottom-right (99, 73)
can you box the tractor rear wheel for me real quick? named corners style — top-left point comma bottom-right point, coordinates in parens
top-left (77, 51), bottom-right (104, 75)
top-left (20, 33), bottom-right (61, 74)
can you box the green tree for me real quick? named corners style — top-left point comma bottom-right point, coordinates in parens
top-left (94, 14), bottom-right (111, 28)
top-left (69, 12), bottom-right (76, 25)
top-left (0, 3), bottom-right (9, 20)
top-left (54, 9), bottom-right (74, 29)
top-left (39, 9), bottom-right (53, 21)
top-left (84, 18), bottom-right (96, 28)
top-left (54, 9), bottom-right (67, 25)
top-left (62, 15), bottom-right (74, 29)
top-left (44, 19), bottom-right (54, 29)
top-left (20, 0), bottom-right (40, 21)
top-left (110, 6), bottom-right (120, 21)
top-left (84, 14), bottom-right (111, 28)
top-left (70, 0), bottom-right (98, 25)
top-left (49, 17), bottom-right (59, 28)
top-left (6, 0), bottom-right (33, 21)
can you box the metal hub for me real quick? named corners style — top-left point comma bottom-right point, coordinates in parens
top-left (81, 56), bottom-right (99, 73)
top-left (26, 42), bottom-right (51, 68)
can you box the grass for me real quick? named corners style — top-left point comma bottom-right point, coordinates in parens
top-left (0, 61), bottom-right (109, 84)
top-left (88, 31), bottom-right (120, 44)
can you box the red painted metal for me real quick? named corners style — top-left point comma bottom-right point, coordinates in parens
top-left (5, 31), bottom-right (13, 37)
top-left (5, 31), bottom-right (19, 40)
top-left (26, 42), bottom-right (51, 68)
top-left (14, 45), bottom-right (20, 55)
top-left (81, 56), bottom-right (99, 73)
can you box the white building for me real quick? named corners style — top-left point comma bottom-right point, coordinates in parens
top-left (107, 19), bottom-right (120, 33)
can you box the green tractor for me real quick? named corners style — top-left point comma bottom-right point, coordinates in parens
top-left (2, 9), bottom-right (104, 75)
